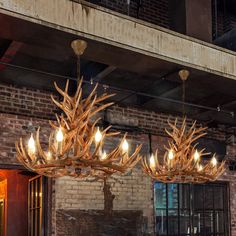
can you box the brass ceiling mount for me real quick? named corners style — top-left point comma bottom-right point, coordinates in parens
top-left (71, 39), bottom-right (88, 56)
top-left (178, 69), bottom-right (190, 81)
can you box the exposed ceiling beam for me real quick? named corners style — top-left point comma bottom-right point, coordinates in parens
top-left (93, 65), bottom-right (116, 81)
top-left (82, 65), bottom-right (116, 94)
top-left (137, 70), bottom-right (180, 106)
top-left (0, 40), bottom-right (22, 70)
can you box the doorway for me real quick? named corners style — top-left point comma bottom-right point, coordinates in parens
top-left (0, 169), bottom-right (37, 235)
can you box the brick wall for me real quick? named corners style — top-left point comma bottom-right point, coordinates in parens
top-left (0, 82), bottom-right (236, 235)
top-left (0, 83), bottom-right (57, 119)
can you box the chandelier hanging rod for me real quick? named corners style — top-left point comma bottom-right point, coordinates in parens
top-left (0, 60), bottom-right (233, 117)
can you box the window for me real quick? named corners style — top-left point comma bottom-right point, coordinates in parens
top-left (155, 182), bottom-right (229, 236)
top-left (29, 176), bottom-right (46, 236)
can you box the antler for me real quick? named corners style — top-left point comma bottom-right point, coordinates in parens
top-left (142, 118), bottom-right (225, 183)
top-left (16, 79), bottom-right (142, 178)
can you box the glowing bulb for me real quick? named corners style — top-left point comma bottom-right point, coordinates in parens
top-left (150, 154), bottom-right (155, 169)
top-left (46, 151), bottom-right (52, 161)
top-left (28, 134), bottom-right (36, 154)
top-left (95, 127), bottom-right (102, 144)
top-left (168, 150), bottom-right (174, 160)
top-left (56, 127), bottom-right (64, 142)
top-left (100, 151), bottom-right (107, 161)
top-left (194, 150), bottom-right (200, 161)
top-left (122, 139), bottom-right (129, 152)
top-left (198, 164), bottom-right (203, 172)
top-left (211, 157), bottom-right (217, 166)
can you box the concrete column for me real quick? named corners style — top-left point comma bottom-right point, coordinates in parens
top-left (169, 0), bottom-right (212, 42)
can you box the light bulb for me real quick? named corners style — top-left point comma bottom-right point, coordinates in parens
top-left (46, 151), bottom-right (52, 161)
top-left (122, 139), bottom-right (129, 152)
top-left (56, 127), bottom-right (64, 142)
top-left (211, 157), bottom-right (217, 166)
top-left (150, 154), bottom-right (155, 169)
top-left (198, 164), bottom-right (203, 172)
top-left (168, 150), bottom-right (174, 160)
top-left (100, 150), bottom-right (107, 161)
top-left (194, 150), bottom-right (200, 161)
top-left (95, 127), bottom-right (102, 144)
top-left (28, 134), bottom-right (36, 154)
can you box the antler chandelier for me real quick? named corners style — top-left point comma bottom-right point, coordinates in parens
top-left (142, 70), bottom-right (225, 183)
top-left (16, 40), bottom-right (141, 178)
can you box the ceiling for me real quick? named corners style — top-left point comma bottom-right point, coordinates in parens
top-left (0, 13), bottom-right (236, 126)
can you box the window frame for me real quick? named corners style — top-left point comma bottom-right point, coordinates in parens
top-left (154, 181), bottom-right (231, 236)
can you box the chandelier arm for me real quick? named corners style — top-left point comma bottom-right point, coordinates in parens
top-left (63, 79), bottom-right (70, 102)
top-left (90, 102), bottom-right (114, 117)
top-left (105, 131), bottom-right (121, 137)
top-left (179, 118), bottom-right (187, 141)
top-left (53, 81), bottom-right (74, 105)
top-left (51, 97), bottom-right (73, 122)
top-left (16, 143), bottom-right (29, 165)
top-left (17, 154), bottom-right (36, 171)
top-left (154, 150), bottom-right (161, 170)
top-left (93, 93), bottom-right (115, 105)
top-left (32, 163), bottom-right (66, 169)
top-left (72, 90), bottom-right (82, 118)
top-left (35, 128), bottom-right (48, 163)
top-left (60, 116), bottom-right (71, 130)
top-left (83, 83), bottom-right (99, 106)
top-left (123, 145), bottom-right (142, 166)
top-left (74, 78), bottom-right (83, 99)
top-left (105, 147), bottom-right (122, 162)
top-left (19, 138), bottom-right (34, 163)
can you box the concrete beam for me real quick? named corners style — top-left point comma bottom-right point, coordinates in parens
top-left (0, 0), bottom-right (236, 80)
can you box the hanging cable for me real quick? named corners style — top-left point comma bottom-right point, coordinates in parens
top-left (148, 133), bottom-right (153, 156)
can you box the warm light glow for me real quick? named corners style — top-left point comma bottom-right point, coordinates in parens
top-left (194, 150), bottom-right (200, 161)
top-left (150, 154), bottom-right (155, 169)
top-left (168, 150), bottom-right (174, 160)
top-left (212, 157), bottom-right (217, 166)
top-left (198, 164), bottom-right (203, 172)
top-left (100, 150), bottom-right (107, 161)
top-left (46, 151), bottom-right (52, 161)
top-left (95, 127), bottom-right (102, 144)
top-left (122, 139), bottom-right (129, 152)
top-left (28, 134), bottom-right (36, 154)
top-left (56, 127), bottom-right (64, 142)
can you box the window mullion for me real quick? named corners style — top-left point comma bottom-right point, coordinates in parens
top-left (178, 184), bottom-right (180, 236)
top-left (166, 184), bottom-right (169, 236)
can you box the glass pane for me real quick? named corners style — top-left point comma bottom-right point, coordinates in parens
top-left (168, 210), bottom-right (178, 235)
top-left (155, 183), bottom-right (166, 209)
top-left (155, 182), bottom-right (228, 236)
top-left (168, 184), bottom-right (178, 209)
top-left (204, 186), bottom-right (213, 209)
top-left (193, 185), bottom-right (204, 210)
top-left (215, 211), bottom-right (225, 234)
top-left (204, 211), bottom-right (214, 236)
top-left (179, 184), bottom-right (190, 209)
top-left (156, 209), bottom-right (167, 236)
top-left (180, 210), bottom-right (190, 236)
top-left (193, 212), bottom-right (204, 236)
top-left (214, 187), bottom-right (224, 210)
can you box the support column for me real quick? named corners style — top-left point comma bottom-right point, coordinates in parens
top-left (169, 0), bottom-right (212, 42)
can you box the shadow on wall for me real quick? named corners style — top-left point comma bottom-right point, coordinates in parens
top-left (56, 209), bottom-right (147, 236)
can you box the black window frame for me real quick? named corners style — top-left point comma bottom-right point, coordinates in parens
top-left (154, 181), bottom-right (230, 236)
